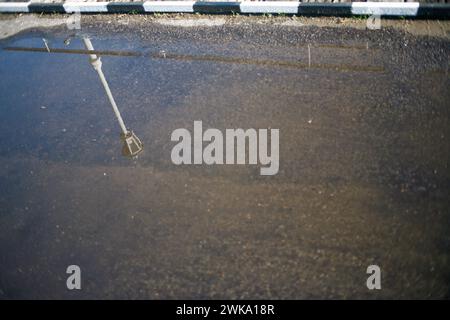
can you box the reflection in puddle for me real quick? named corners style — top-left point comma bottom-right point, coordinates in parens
top-left (0, 25), bottom-right (449, 299)
top-left (5, 44), bottom-right (385, 73)
top-left (7, 36), bottom-right (145, 158)
top-left (2, 36), bottom-right (386, 159)
top-left (82, 37), bottom-right (143, 158)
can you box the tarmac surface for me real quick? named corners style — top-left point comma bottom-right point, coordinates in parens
top-left (0, 14), bottom-right (449, 299)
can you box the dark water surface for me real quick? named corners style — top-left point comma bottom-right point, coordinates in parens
top-left (0, 23), bottom-right (449, 299)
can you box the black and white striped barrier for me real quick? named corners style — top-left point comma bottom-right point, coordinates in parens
top-left (0, 1), bottom-right (449, 18)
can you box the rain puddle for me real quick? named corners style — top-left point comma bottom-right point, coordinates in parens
top-left (0, 21), bottom-right (449, 299)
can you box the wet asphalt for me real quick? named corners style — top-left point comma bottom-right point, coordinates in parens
top-left (0, 15), bottom-right (449, 299)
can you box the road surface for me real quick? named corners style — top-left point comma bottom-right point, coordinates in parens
top-left (0, 14), bottom-right (449, 299)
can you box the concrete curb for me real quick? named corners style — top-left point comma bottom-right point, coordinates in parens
top-left (0, 1), bottom-right (449, 18)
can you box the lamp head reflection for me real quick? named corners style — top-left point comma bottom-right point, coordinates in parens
top-left (121, 130), bottom-right (144, 157)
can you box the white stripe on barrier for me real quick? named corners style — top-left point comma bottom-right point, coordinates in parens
top-left (63, 2), bottom-right (109, 13)
top-left (351, 2), bottom-right (420, 16)
top-left (0, 2), bottom-right (30, 13)
top-left (240, 1), bottom-right (299, 14)
top-left (143, 1), bottom-right (195, 13)
top-left (0, 1), bottom-right (447, 17)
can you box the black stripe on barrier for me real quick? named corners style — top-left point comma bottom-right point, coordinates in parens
top-left (10, 1), bottom-right (450, 18)
top-left (28, 3), bottom-right (66, 13)
top-left (106, 2), bottom-right (146, 14)
top-left (417, 4), bottom-right (450, 18)
top-left (297, 3), bottom-right (352, 16)
top-left (193, 1), bottom-right (241, 14)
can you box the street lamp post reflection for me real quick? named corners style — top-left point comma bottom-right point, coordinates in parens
top-left (82, 37), bottom-right (143, 157)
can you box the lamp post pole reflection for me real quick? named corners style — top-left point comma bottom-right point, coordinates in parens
top-left (82, 37), bottom-right (143, 157)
